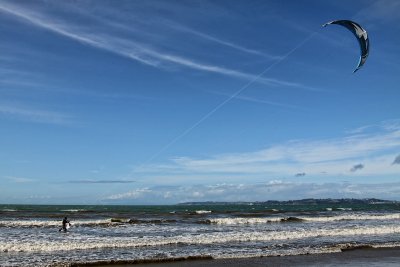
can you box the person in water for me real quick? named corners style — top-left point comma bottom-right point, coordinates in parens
top-left (59, 217), bottom-right (71, 232)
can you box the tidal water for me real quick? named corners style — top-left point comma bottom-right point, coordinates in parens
top-left (1, 203), bottom-right (400, 266)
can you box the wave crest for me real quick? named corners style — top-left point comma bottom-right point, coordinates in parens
top-left (2, 225), bottom-right (400, 252)
top-left (207, 213), bottom-right (400, 225)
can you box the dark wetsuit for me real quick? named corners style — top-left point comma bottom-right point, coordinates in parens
top-left (60, 218), bottom-right (70, 232)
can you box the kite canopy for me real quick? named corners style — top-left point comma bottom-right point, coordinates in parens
top-left (323, 20), bottom-right (369, 73)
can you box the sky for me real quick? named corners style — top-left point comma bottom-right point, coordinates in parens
top-left (0, 0), bottom-right (399, 204)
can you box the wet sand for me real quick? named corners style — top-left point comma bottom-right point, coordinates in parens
top-left (79, 247), bottom-right (400, 267)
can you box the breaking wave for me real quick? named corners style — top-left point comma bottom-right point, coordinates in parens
top-left (207, 213), bottom-right (400, 224)
top-left (2, 213), bottom-right (399, 228)
top-left (111, 218), bottom-right (178, 224)
top-left (59, 209), bottom-right (87, 212)
top-left (2, 225), bottom-right (400, 253)
top-left (0, 219), bottom-right (113, 228)
top-left (195, 210), bottom-right (212, 214)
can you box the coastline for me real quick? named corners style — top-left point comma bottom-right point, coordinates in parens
top-left (3, 204), bottom-right (399, 266)
top-left (71, 247), bottom-right (400, 267)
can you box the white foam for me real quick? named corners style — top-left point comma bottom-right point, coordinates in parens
top-left (2, 225), bottom-right (400, 252)
top-left (303, 213), bottom-right (400, 222)
top-left (213, 242), bottom-right (400, 260)
top-left (209, 217), bottom-right (282, 224)
top-left (195, 210), bottom-right (212, 214)
top-left (0, 219), bottom-right (113, 228)
top-left (212, 246), bottom-right (342, 259)
top-left (209, 213), bottom-right (400, 225)
top-left (60, 209), bottom-right (86, 212)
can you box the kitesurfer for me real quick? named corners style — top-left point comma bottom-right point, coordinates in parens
top-left (59, 217), bottom-right (71, 232)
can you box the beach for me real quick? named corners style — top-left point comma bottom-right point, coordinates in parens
top-left (1, 203), bottom-right (400, 266)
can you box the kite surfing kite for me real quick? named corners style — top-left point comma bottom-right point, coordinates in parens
top-left (323, 20), bottom-right (369, 73)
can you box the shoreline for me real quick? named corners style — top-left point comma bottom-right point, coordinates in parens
top-left (70, 247), bottom-right (400, 267)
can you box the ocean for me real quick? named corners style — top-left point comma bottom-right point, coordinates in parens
top-left (1, 202), bottom-right (400, 266)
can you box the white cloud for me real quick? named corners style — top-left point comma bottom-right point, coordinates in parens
top-left (106, 188), bottom-right (152, 200)
top-left (162, 20), bottom-right (282, 60)
top-left (135, 120), bottom-right (400, 178)
top-left (354, 0), bottom-right (400, 24)
top-left (208, 90), bottom-right (302, 109)
top-left (103, 181), bottom-right (400, 204)
top-left (69, 179), bottom-right (136, 184)
top-left (0, 1), bottom-right (315, 90)
top-left (0, 104), bottom-right (72, 125)
top-left (5, 176), bottom-right (35, 183)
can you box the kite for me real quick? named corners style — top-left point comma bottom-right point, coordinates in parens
top-left (323, 20), bottom-right (369, 73)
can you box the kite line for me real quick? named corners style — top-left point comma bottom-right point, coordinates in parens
top-left (145, 31), bottom-right (319, 164)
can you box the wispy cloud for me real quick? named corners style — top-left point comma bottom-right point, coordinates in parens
top-left (106, 188), bottom-right (151, 200)
top-left (354, 0), bottom-right (400, 25)
top-left (69, 179), bottom-right (136, 184)
top-left (104, 181), bottom-right (400, 203)
top-left (135, 120), bottom-right (400, 178)
top-left (207, 90), bottom-right (302, 109)
top-left (5, 176), bottom-right (35, 183)
top-left (0, 104), bottom-right (72, 125)
top-left (163, 20), bottom-right (282, 60)
top-left (0, 1), bottom-right (315, 91)
top-left (0, 3), bottom-right (161, 66)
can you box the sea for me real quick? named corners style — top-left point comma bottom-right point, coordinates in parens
top-left (1, 202), bottom-right (400, 266)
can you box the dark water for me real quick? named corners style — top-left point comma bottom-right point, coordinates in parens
top-left (1, 203), bottom-right (400, 266)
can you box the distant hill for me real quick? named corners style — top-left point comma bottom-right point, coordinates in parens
top-left (179, 198), bottom-right (397, 205)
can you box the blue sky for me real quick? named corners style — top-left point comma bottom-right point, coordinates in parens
top-left (0, 0), bottom-right (399, 204)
